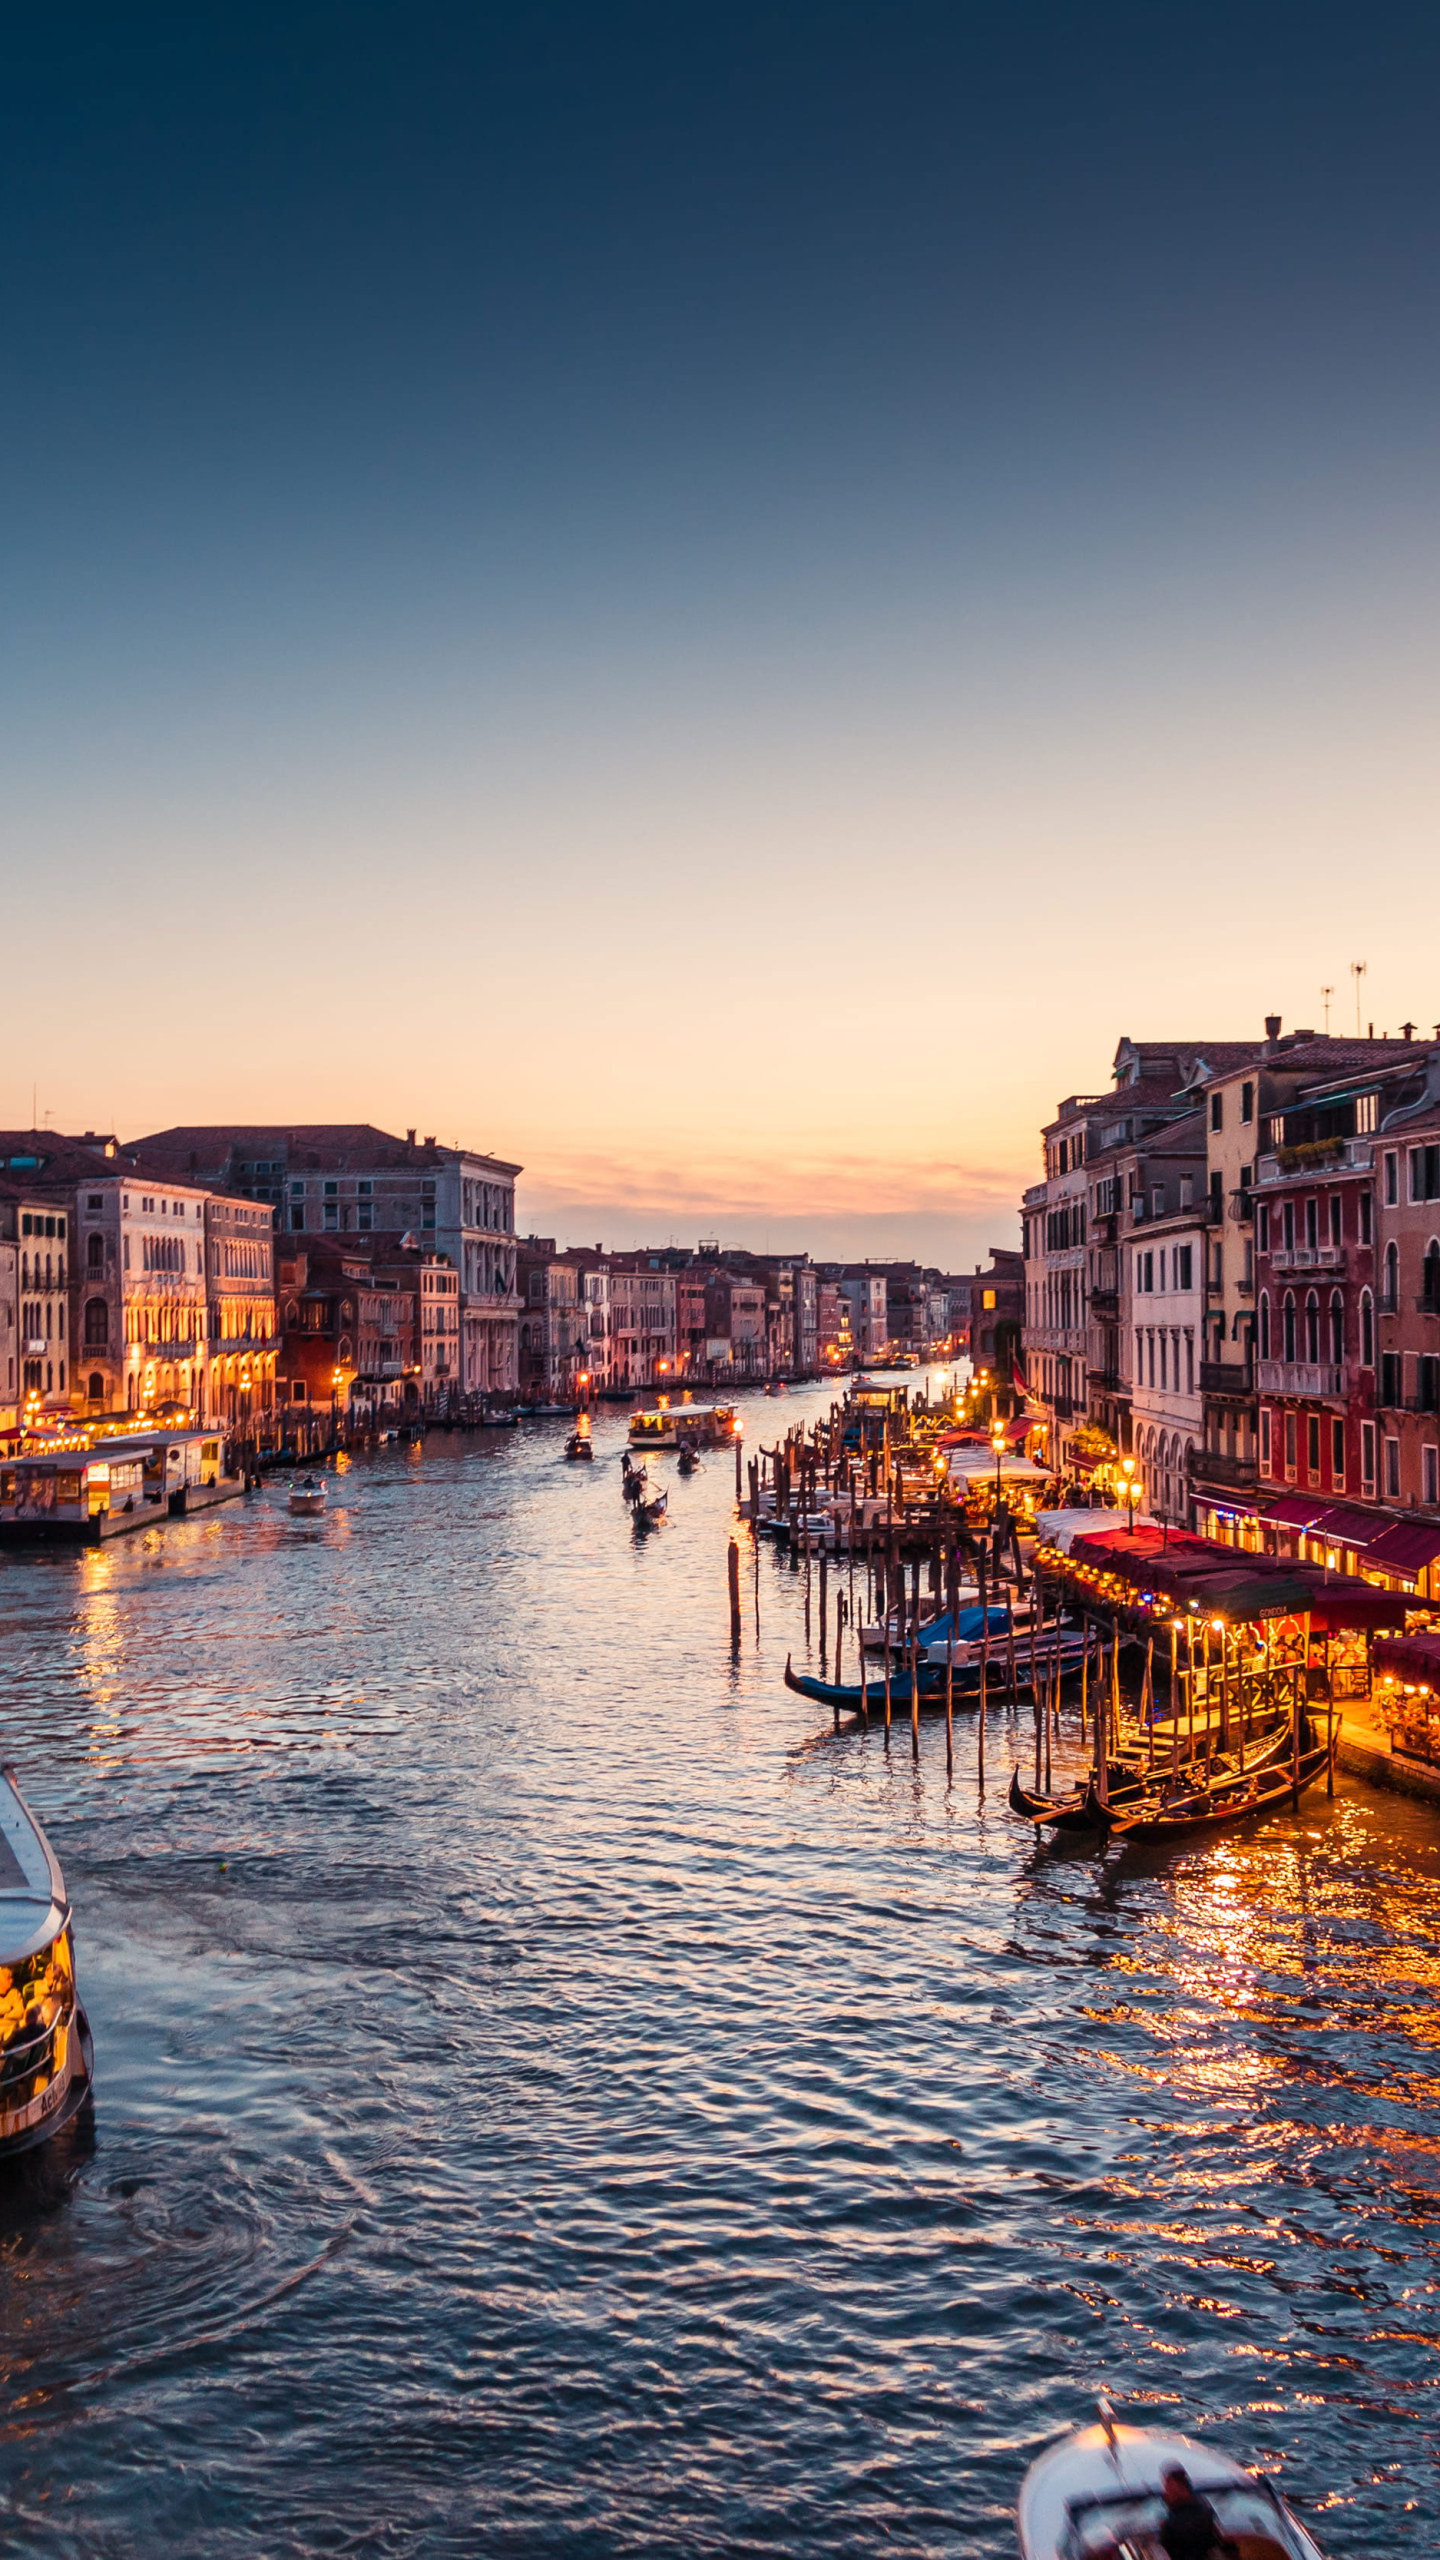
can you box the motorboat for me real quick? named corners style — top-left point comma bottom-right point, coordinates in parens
top-left (564, 1429), bottom-right (594, 1462)
top-left (1017, 2409), bottom-right (1326, 2557)
top-left (288, 1477), bottom-right (327, 1516)
top-left (0, 1763), bottom-right (94, 2159)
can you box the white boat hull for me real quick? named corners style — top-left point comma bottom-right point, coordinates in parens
top-left (1017, 2420), bottom-right (1326, 2559)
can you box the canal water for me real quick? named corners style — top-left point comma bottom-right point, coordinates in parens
top-left (0, 1374), bottom-right (1436, 2557)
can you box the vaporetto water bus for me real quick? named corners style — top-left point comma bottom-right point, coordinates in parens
top-left (627, 1402), bottom-right (741, 1449)
top-left (0, 1764), bottom-right (93, 2158)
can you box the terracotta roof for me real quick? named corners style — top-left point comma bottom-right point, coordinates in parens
top-left (129, 1124), bottom-right (522, 1177)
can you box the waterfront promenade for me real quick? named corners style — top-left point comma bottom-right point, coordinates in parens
top-left (0, 1372), bottom-right (1434, 2556)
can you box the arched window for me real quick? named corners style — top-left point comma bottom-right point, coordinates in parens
top-left (1426, 1239), bottom-right (1440, 1311)
top-left (1360, 1288), bottom-right (1375, 1367)
top-left (1305, 1291), bottom-right (1320, 1363)
top-left (87, 1232), bottom-right (104, 1270)
top-left (83, 1298), bottom-right (108, 1347)
top-left (1329, 1291), bottom-right (1344, 1365)
top-left (1385, 1240), bottom-right (1400, 1311)
top-left (1283, 1293), bottom-right (1297, 1363)
top-left (87, 1372), bottom-right (104, 1403)
top-left (1259, 1292), bottom-right (1271, 1360)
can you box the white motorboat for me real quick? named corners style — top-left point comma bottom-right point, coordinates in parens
top-left (288, 1476), bottom-right (327, 1516)
top-left (0, 1762), bottom-right (93, 2158)
top-left (1018, 2410), bottom-right (1327, 2559)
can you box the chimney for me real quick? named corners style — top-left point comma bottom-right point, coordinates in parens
top-left (1263, 1014), bottom-right (1281, 1052)
top-left (1402, 1021), bottom-right (1416, 1041)
top-left (406, 1128), bottom-right (416, 1146)
top-left (423, 1134), bottom-right (436, 1149)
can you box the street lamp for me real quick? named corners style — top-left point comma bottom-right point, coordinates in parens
top-left (1120, 1453), bottom-right (1141, 1534)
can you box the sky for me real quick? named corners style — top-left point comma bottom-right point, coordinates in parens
top-left (4, 0), bottom-right (1439, 1268)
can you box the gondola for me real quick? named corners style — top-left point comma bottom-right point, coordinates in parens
top-left (1096, 1737), bottom-right (1331, 1840)
top-left (784, 1653), bottom-right (991, 1711)
top-left (676, 1438), bottom-right (700, 1475)
top-left (632, 1488), bottom-right (667, 1529)
top-left (1009, 1718), bottom-right (1298, 1834)
top-left (1018, 2405), bottom-right (1327, 2558)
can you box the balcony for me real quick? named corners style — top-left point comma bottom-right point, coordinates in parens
top-left (1088, 1370), bottom-right (1125, 1394)
top-left (1269, 1246), bottom-right (1345, 1274)
top-left (1257, 1137), bottom-right (1373, 1185)
top-left (1418, 1295), bottom-right (1440, 1317)
top-left (1090, 1287), bottom-right (1119, 1316)
top-left (1200, 1360), bottom-right (1253, 1396)
top-left (1227, 1189), bottom-right (1254, 1223)
top-left (1052, 1393), bottom-right (1075, 1418)
top-left (1255, 1358), bottom-right (1348, 1400)
top-left (1188, 1447), bottom-right (1257, 1490)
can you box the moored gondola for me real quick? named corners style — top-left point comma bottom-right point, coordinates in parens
top-left (1097, 1737), bottom-right (1331, 1840)
top-left (1009, 1718), bottom-right (1299, 1834)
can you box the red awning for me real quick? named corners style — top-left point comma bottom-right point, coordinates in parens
top-left (1364, 1520), bottom-right (1440, 1577)
top-left (1373, 1630), bottom-right (1440, 1683)
top-left (1308, 1504), bottom-right (1385, 1549)
top-left (1263, 1494), bottom-right (1331, 1529)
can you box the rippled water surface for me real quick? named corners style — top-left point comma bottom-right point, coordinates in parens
top-left (1, 1375), bottom-right (1438, 2556)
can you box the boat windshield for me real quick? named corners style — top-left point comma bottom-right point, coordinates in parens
top-left (0, 1927), bottom-right (74, 2114)
top-left (1062, 2478), bottom-right (1306, 2558)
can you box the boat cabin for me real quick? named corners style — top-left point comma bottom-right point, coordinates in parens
top-left (628, 1402), bottom-right (740, 1448)
top-left (0, 1428), bottom-right (237, 1543)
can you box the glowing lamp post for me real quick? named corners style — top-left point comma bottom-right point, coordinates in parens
top-left (1121, 1454), bottom-right (1141, 1535)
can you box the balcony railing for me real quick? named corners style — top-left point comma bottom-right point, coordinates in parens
top-left (1255, 1358), bottom-right (1348, 1399)
top-left (1088, 1370), bottom-right (1125, 1394)
top-left (1228, 1189), bottom-right (1254, 1223)
top-left (1257, 1137), bottom-right (1373, 1184)
top-left (1270, 1246), bottom-right (1345, 1274)
top-left (1052, 1393), bottom-right (1075, 1418)
top-left (1188, 1447), bottom-right (1257, 1489)
top-left (1200, 1360), bottom-right (1253, 1395)
top-left (1418, 1294), bottom-right (1440, 1317)
top-left (1090, 1287), bottom-right (1119, 1316)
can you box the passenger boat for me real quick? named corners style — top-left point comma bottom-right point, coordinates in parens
top-left (628, 1403), bottom-right (740, 1449)
top-left (0, 1763), bottom-right (94, 2159)
top-left (1017, 2407), bottom-right (1326, 2557)
top-left (288, 1477), bottom-right (327, 1515)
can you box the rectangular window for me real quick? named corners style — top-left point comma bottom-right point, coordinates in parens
top-left (1210, 1092), bottom-right (1223, 1132)
top-left (1241, 1081), bottom-right (1254, 1125)
top-left (1424, 1446), bottom-right (1439, 1508)
top-left (1305, 1198), bottom-right (1319, 1249)
top-left (1409, 1150), bottom-right (1422, 1204)
top-left (1361, 1419), bottom-right (1376, 1492)
top-left (1258, 1202), bottom-right (1270, 1253)
top-left (1307, 1414), bottom-right (1321, 1479)
top-left (1329, 1195), bottom-right (1342, 1247)
top-left (324, 1181), bottom-right (338, 1197)
top-left (1331, 1417), bottom-right (1345, 1487)
top-left (1360, 1190), bottom-right (1373, 1243)
top-left (1385, 1153), bottom-right (1399, 1203)
top-left (323, 1205), bottom-right (338, 1229)
top-left (1385, 1435), bottom-right (1402, 1500)
top-left (1175, 1245), bottom-right (1193, 1290)
top-left (1380, 1351), bottom-right (1402, 1409)
top-left (1427, 1145), bottom-right (1440, 1201)
top-left (1420, 1355), bottom-right (1440, 1415)
top-left (1284, 1411), bottom-right (1297, 1478)
top-left (290, 1209), bottom-right (304, 1231)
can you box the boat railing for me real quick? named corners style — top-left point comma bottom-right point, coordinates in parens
top-left (0, 2011), bottom-right (62, 2097)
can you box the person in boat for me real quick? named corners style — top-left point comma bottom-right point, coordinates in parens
top-left (1156, 2466), bottom-right (1233, 2560)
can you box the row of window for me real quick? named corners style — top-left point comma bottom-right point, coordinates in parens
top-left (1258, 1409), bottom-right (1440, 1507)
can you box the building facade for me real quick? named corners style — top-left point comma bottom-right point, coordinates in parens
top-left (132, 1125), bottom-right (521, 1398)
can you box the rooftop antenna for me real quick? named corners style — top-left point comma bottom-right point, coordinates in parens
top-left (1321, 985), bottom-right (1334, 1034)
top-left (1351, 960), bottom-right (1367, 1035)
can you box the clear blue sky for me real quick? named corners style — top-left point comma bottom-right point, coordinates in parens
top-left (5, 2), bottom-right (1438, 1264)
